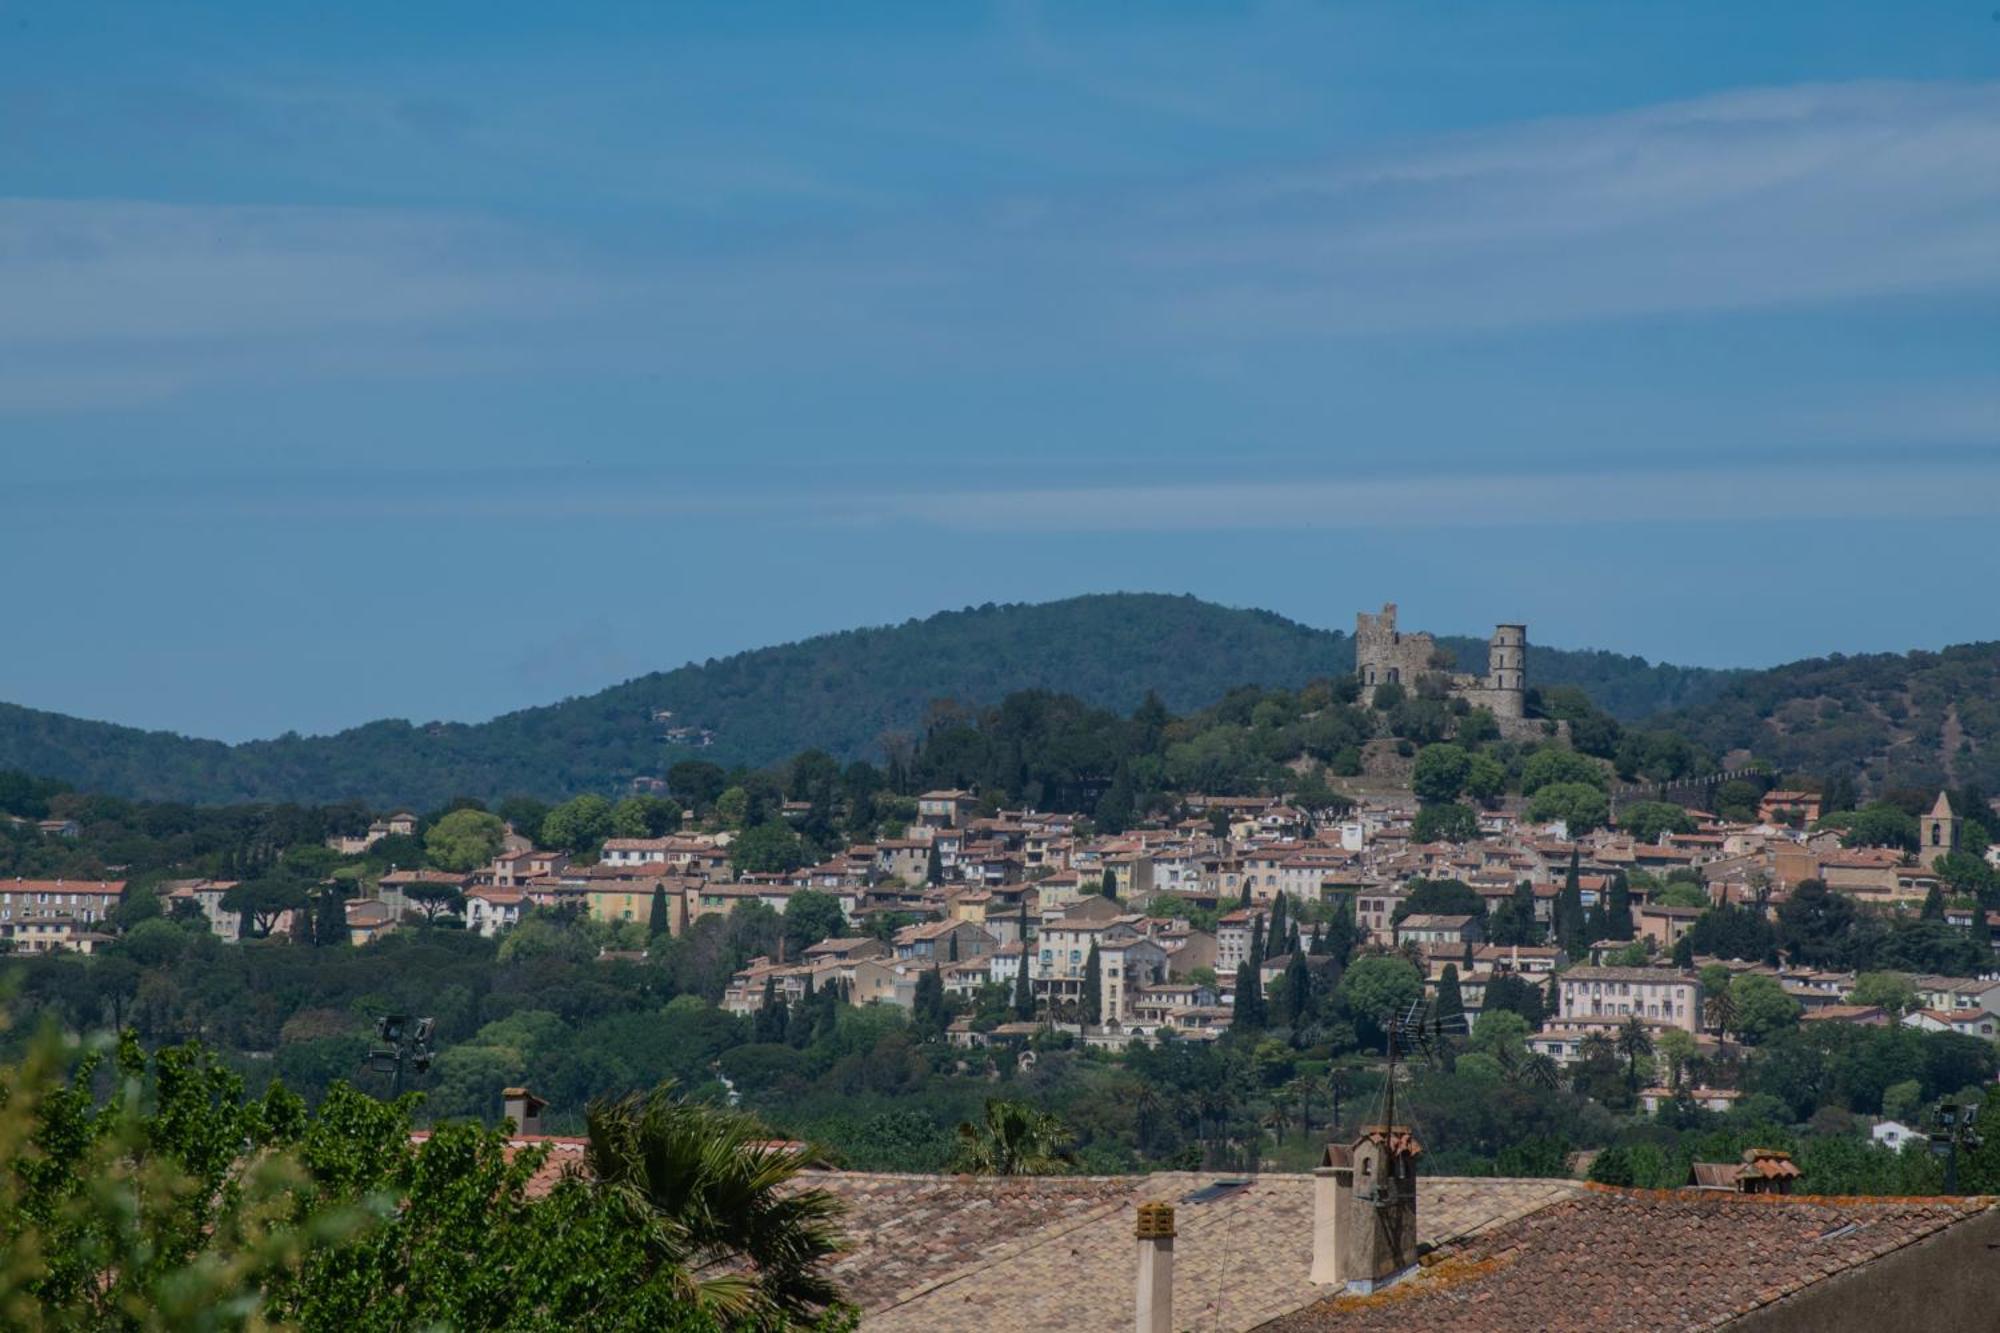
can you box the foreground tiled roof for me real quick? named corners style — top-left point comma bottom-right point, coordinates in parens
top-left (841, 1173), bottom-right (1578, 1332)
top-left (1263, 1186), bottom-right (1997, 1333)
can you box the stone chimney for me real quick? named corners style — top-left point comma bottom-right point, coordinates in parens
top-left (501, 1086), bottom-right (548, 1136)
top-left (1311, 1126), bottom-right (1422, 1293)
top-left (1134, 1201), bottom-right (1175, 1333)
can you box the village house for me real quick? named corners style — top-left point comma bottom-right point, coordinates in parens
top-left (892, 918), bottom-right (995, 963)
top-left (463, 887), bottom-right (528, 937)
top-left (1556, 965), bottom-right (1702, 1033)
top-left (1636, 902), bottom-right (1705, 952)
top-left (1911, 975), bottom-right (2000, 1019)
top-left (1392, 913), bottom-right (1483, 949)
top-left (0, 878), bottom-right (126, 928)
top-left (1903, 1007), bottom-right (1999, 1040)
top-left (160, 879), bottom-right (247, 941)
top-left (1214, 907), bottom-right (1268, 974)
top-left (344, 898), bottom-right (398, 947)
top-left (6, 915), bottom-right (111, 954)
top-left (916, 789), bottom-right (978, 829)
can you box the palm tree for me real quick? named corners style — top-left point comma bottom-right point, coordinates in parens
top-left (1518, 1052), bottom-right (1562, 1090)
top-left (583, 1083), bottom-right (846, 1322)
top-left (951, 1100), bottom-right (1076, 1176)
top-left (1705, 989), bottom-right (1738, 1058)
top-left (1266, 1088), bottom-right (1297, 1145)
top-left (1132, 1083), bottom-right (1164, 1148)
top-left (1615, 1017), bottom-right (1653, 1092)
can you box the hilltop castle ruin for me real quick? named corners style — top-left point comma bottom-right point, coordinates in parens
top-left (1355, 603), bottom-right (1527, 721)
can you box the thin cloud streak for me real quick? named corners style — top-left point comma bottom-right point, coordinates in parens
top-left (11, 460), bottom-right (1999, 533)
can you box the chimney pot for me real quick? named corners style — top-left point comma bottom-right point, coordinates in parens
top-left (1134, 1202), bottom-right (1175, 1333)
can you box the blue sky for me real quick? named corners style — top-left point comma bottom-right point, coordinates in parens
top-left (4, 1), bottom-right (1999, 741)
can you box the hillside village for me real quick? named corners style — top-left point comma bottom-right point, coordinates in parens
top-left (8, 609), bottom-right (2000, 1328)
top-left (10, 609), bottom-right (1999, 1120)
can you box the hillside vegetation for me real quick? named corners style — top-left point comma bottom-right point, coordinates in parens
top-left (1662, 642), bottom-right (2000, 794)
top-left (0, 594), bottom-right (1734, 807)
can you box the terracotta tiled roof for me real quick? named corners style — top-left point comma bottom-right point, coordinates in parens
top-left (1265, 1186), bottom-right (1997, 1333)
top-left (848, 1173), bottom-right (1576, 1332)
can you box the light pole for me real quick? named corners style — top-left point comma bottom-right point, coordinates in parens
top-left (364, 1014), bottom-right (437, 1098)
top-left (1929, 1099), bottom-right (1982, 1194)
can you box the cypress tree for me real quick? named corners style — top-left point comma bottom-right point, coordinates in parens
top-left (1558, 848), bottom-right (1587, 956)
top-left (647, 884), bottom-right (669, 939)
top-left (1014, 900), bottom-right (1035, 1019)
top-left (913, 966), bottom-right (946, 1036)
top-left (1309, 920), bottom-right (1326, 955)
top-left (1081, 941), bottom-right (1102, 1027)
top-left (1101, 867), bottom-right (1119, 899)
top-left (1324, 896), bottom-right (1357, 967)
top-left (1238, 881), bottom-right (1252, 909)
top-left (1608, 872), bottom-right (1635, 941)
top-left (313, 884), bottom-right (347, 947)
top-left (1248, 915), bottom-right (1266, 972)
top-left (1922, 884), bottom-right (1946, 920)
top-left (947, 929), bottom-right (960, 963)
top-left (1268, 893), bottom-right (1289, 957)
top-left (755, 978), bottom-right (787, 1043)
top-left (1234, 959), bottom-right (1265, 1030)
top-left (1585, 896), bottom-right (1609, 945)
top-left (926, 842), bottom-right (943, 886)
top-left (1284, 949), bottom-right (1311, 1029)
top-left (1437, 963), bottom-right (1465, 1033)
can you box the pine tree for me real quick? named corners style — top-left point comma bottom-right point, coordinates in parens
top-left (647, 884), bottom-right (669, 939)
top-left (1101, 867), bottom-right (1119, 899)
top-left (1081, 941), bottom-right (1103, 1027)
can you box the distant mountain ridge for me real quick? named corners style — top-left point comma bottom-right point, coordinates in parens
top-left (0, 593), bottom-right (1738, 807)
top-left (1658, 641), bottom-right (2000, 795)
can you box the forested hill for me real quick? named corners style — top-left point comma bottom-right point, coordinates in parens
top-left (1659, 642), bottom-right (2000, 795)
top-left (0, 594), bottom-right (1733, 807)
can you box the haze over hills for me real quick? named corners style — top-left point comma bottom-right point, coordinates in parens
top-left (0, 594), bottom-right (1740, 808)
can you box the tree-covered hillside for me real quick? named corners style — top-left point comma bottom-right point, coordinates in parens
top-left (1660, 642), bottom-right (2000, 795)
top-left (0, 594), bottom-right (1734, 807)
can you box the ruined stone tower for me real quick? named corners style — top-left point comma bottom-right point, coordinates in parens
top-left (1354, 604), bottom-right (1528, 723)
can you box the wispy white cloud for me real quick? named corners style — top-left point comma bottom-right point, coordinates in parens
top-left (4, 80), bottom-right (1999, 414)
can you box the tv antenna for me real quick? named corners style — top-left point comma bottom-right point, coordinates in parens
top-left (1375, 995), bottom-right (1466, 1169)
